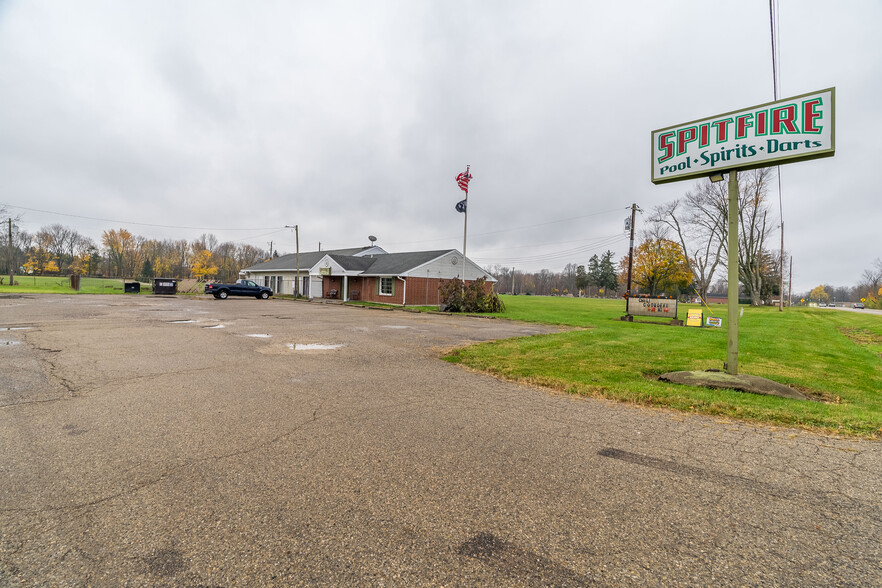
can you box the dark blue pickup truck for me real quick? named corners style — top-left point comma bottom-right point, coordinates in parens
top-left (205, 279), bottom-right (273, 300)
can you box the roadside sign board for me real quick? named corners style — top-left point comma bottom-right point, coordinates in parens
top-left (651, 88), bottom-right (835, 184)
top-left (706, 316), bottom-right (722, 328)
top-left (686, 309), bottom-right (703, 327)
top-left (627, 297), bottom-right (677, 319)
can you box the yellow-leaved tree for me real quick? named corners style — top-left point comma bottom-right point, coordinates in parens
top-left (809, 285), bottom-right (830, 304)
top-left (190, 249), bottom-right (218, 280)
top-left (620, 238), bottom-right (692, 296)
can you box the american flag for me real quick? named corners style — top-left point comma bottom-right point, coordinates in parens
top-left (455, 166), bottom-right (472, 193)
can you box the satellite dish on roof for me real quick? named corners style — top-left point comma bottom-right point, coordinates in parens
top-left (368, 235), bottom-right (377, 244)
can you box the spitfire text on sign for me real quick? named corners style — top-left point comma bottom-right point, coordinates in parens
top-left (651, 88), bottom-right (835, 184)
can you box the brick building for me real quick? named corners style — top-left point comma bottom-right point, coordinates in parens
top-left (241, 247), bottom-right (495, 305)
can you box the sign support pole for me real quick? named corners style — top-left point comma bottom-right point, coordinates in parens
top-left (726, 171), bottom-right (739, 375)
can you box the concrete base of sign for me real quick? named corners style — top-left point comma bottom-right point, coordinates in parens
top-left (620, 315), bottom-right (684, 326)
top-left (659, 370), bottom-right (807, 401)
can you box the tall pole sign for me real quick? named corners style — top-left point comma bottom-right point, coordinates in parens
top-left (651, 88), bottom-right (835, 375)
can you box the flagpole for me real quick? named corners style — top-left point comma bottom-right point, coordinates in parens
top-left (455, 164), bottom-right (471, 284)
top-left (462, 191), bottom-right (468, 281)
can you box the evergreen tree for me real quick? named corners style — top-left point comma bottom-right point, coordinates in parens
top-left (587, 254), bottom-right (601, 293)
top-left (140, 258), bottom-right (155, 281)
top-left (599, 250), bottom-right (619, 293)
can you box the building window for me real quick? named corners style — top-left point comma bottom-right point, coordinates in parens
top-left (379, 277), bottom-right (394, 296)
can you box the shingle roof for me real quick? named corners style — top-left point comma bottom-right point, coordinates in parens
top-left (326, 254), bottom-right (376, 272)
top-left (243, 247), bottom-right (370, 271)
top-left (356, 250), bottom-right (452, 275)
top-left (245, 247), bottom-right (495, 282)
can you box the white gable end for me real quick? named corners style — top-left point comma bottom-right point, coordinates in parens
top-left (402, 251), bottom-right (495, 282)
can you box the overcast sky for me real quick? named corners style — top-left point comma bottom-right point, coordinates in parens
top-left (0, 0), bottom-right (878, 293)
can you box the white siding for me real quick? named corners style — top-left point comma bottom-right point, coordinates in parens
top-left (310, 275), bottom-right (323, 299)
top-left (404, 251), bottom-right (494, 281)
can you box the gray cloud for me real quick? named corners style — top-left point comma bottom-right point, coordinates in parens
top-left (0, 0), bottom-right (878, 292)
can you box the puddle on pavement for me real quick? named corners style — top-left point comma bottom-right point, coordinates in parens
top-left (245, 334), bottom-right (272, 338)
top-left (168, 320), bottom-right (195, 324)
top-left (0, 327), bottom-right (32, 331)
top-left (204, 324), bottom-right (225, 329)
top-left (287, 343), bottom-right (343, 351)
top-left (1, 340), bottom-right (22, 346)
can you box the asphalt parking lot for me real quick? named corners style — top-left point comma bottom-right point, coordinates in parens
top-left (2, 294), bottom-right (880, 586)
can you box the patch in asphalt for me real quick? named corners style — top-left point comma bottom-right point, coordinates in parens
top-left (597, 447), bottom-right (797, 501)
top-left (457, 532), bottom-right (589, 584)
top-left (143, 547), bottom-right (187, 577)
top-left (62, 424), bottom-right (87, 436)
top-left (287, 343), bottom-right (344, 351)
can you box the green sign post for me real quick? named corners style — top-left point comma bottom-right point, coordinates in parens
top-left (651, 89), bottom-right (835, 374)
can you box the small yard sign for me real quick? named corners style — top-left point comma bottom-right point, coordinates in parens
top-left (686, 309), bottom-right (703, 327)
top-left (706, 317), bottom-right (722, 328)
top-left (627, 297), bottom-right (677, 319)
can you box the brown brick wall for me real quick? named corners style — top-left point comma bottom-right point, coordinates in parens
top-left (321, 275), bottom-right (494, 306)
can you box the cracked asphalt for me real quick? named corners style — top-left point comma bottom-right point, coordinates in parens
top-left (1, 294), bottom-right (880, 586)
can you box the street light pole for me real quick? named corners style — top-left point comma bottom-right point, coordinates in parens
top-left (285, 225), bottom-right (300, 297)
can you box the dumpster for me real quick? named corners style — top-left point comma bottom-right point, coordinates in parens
top-left (152, 278), bottom-right (178, 295)
top-left (124, 281), bottom-right (141, 294)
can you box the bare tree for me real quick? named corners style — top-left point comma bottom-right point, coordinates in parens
top-left (734, 168), bottom-right (777, 305)
top-left (860, 258), bottom-right (882, 292)
top-left (654, 168), bottom-right (776, 306)
top-left (650, 178), bottom-right (727, 301)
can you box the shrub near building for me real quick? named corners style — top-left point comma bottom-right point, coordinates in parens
top-left (439, 277), bottom-right (505, 313)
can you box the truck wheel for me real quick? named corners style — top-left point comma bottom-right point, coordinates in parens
top-left (259, 291), bottom-right (269, 299)
top-left (218, 290), bottom-right (229, 299)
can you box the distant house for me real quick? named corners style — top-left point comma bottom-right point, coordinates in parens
top-left (240, 246), bottom-right (495, 305)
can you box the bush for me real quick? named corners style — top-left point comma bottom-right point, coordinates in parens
top-left (439, 277), bottom-right (505, 313)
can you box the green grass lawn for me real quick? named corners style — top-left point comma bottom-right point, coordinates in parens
top-left (0, 275), bottom-right (154, 294)
top-left (445, 295), bottom-right (882, 438)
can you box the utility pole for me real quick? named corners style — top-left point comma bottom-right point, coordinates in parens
top-left (625, 203), bottom-right (638, 300)
top-left (295, 226), bottom-right (299, 297)
top-left (7, 218), bottom-right (13, 286)
top-left (267, 241), bottom-right (273, 258)
top-left (779, 219), bottom-right (785, 312)
top-left (285, 225), bottom-right (300, 297)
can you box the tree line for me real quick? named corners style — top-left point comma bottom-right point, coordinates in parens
top-left (0, 215), bottom-right (271, 283)
top-left (487, 252), bottom-right (620, 297)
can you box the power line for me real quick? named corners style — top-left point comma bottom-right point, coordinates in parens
top-left (370, 206), bottom-right (628, 249)
top-left (0, 202), bottom-right (284, 231)
top-left (471, 234), bottom-right (628, 265)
